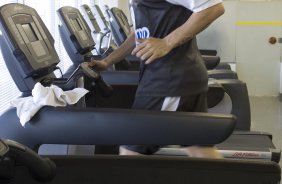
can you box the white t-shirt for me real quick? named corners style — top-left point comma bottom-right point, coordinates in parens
top-left (166, 0), bottom-right (222, 12)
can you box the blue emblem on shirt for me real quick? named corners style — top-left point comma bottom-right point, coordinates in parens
top-left (135, 27), bottom-right (150, 45)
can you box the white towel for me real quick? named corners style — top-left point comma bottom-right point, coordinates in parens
top-left (10, 82), bottom-right (89, 126)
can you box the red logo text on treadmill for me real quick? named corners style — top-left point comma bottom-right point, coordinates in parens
top-left (232, 152), bottom-right (259, 158)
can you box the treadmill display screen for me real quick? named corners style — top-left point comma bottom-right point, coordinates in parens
top-left (22, 23), bottom-right (38, 42)
top-left (71, 18), bottom-right (82, 31)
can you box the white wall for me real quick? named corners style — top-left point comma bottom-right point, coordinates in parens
top-left (198, 1), bottom-right (282, 97)
top-left (97, 0), bottom-right (130, 18)
top-left (197, 1), bottom-right (237, 64)
top-left (118, 0), bottom-right (130, 20)
top-left (97, 0), bottom-right (118, 7)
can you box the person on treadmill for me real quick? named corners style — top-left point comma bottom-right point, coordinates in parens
top-left (89, 0), bottom-right (225, 158)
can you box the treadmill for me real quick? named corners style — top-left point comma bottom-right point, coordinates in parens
top-left (0, 139), bottom-right (280, 184)
top-left (105, 6), bottom-right (132, 47)
top-left (56, 5), bottom-right (280, 162)
top-left (82, 4), bottom-right (140, 71)
top-left (0, 4), bottom-right (280, 184)
top-left (80, 4), bottom-right (112, 55)
top-left (97, 72), bottom-right (281, 163)
top-left (58, 5), bottom-right (133, 71)
top-left (0, 4), bottom-right (281, 184)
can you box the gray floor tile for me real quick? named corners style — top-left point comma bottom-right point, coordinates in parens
top-left (249, 96), bottom-right (282, 167)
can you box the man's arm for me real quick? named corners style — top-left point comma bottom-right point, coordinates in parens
top-left (89, 32), bottom-right (136, 70)
top-left (132, 3), bottom-right (225, 64)
top-left (164, 3), bottom-right (225, 51)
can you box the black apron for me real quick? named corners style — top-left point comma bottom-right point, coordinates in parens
top-left (132, 0), bottom-right (208, 97)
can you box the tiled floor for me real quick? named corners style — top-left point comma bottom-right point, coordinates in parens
top-left (249, 96), bottom-right (282, 168)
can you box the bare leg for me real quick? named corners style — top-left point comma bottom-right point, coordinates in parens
top-left (184, 146), bottom-right (222, 159)
top-left (119, 147), bottom-right (142, 155)
top-left (120, 146), bottom-right (222, 158)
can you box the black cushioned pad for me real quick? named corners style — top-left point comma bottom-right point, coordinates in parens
top-left (0, 107), bottom-right (235, 149)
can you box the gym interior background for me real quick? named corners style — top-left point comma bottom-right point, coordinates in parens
top-left (0, 0), bottom-right (281, 168)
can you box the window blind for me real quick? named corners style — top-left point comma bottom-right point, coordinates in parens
top-left (0, 0), bottom-right (20, 113)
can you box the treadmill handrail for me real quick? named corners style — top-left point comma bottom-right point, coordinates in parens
top-left (0, 106), bottom-right (236, 150)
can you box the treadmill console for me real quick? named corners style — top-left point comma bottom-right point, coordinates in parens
top-left (107, 7), bottom-right (131, 46)
top-left (111, 7), bottom-right (131, 37)
top-left (80, 4), bottom-right (101, 34)
top-left (92, 5), bottom-right (109, 33)
top-left (0, 139), bottom-right (56, 182)
top-left (57, 6), bottom-right (95, 55)
top-left (0, 3), bottom-right (59, 78)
